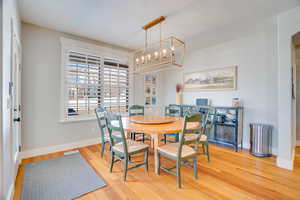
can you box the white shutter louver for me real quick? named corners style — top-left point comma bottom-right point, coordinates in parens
top-left (64, 51), bottom-right (129, 119)
top-left (103, 59), bottom-right (129, 113)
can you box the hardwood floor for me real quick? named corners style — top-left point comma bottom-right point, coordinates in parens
top-left (14, 145), bottom-right (300, 200)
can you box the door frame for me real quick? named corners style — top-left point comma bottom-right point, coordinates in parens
top-left (10, 23), bottom-right (22, 167)
top-left (277, 7), bottom-right (300, 170)
top-left (0, 0), bottom-right (3, 198)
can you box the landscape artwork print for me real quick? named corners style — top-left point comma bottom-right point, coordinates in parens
top-left (183, 66), bottom-right (237, 90)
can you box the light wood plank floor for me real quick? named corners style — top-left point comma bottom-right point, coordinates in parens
top-left (14, 145), bottom-right (300, 200)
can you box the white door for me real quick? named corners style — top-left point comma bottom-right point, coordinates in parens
top-left (11, 31), bottom-right (22, 164)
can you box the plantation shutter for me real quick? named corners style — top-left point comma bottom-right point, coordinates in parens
top-left (65, 51), bottom-right (129, 119)
top-left (65, 51), bottom-right (102, 117)
top-left (102, 59), bottom-right (129, 113)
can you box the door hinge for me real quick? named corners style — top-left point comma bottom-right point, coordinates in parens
top-left (18, 145), bottom-right (22, 152)
top-left (9, 82), bottom-right (13, 96)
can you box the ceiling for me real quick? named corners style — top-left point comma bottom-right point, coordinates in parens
top-left (19, 0), bottom-right (300, 50)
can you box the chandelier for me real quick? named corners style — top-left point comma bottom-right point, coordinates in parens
top-left (133, 16), bottom-right (185, 74)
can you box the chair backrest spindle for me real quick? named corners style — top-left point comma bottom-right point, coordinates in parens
top-left (129, 105), bottom-right (144, 116)
top-left (95, 107), bottom-right (109, 144)
top-left (106, 112), bottom-right (128, 155)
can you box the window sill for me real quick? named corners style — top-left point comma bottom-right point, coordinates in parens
top-left (59, 117), bottom-right (97, 124)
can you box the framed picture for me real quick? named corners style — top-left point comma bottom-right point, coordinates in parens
top-left (144, 74), bottom-right (157, 105)
top-left (183, 66), bottom-right (237, 91)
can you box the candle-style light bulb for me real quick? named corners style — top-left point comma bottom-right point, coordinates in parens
top-left (162, 49), bottom-right (167, 57)
top-left (147, 54), bottom-right (151, 62)
top-left (135, 58), bottom-right (139, 64)
top-left (141, 56), bottom-right (145, 64)
top-left (170, 46), bottom-right (175, 57)
top-left (154, 51), bottom-right (159, 59)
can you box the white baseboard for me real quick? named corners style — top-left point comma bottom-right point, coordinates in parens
top-left (19, 137), bottom-right (101, 160)
top-left (296, 140), bottom-right (300, 146)
top-left (242, 142), bottom-right (277, 155)
top-left (277, 157), bottom-right (294, 170)
top-left (7, 184), bottom-right (14, 200)
top-left (276, 148), bottom-right (295, 171)
top-left (6, 151), bottom-right (21, 200)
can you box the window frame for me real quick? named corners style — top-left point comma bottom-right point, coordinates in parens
top-left (60, 37), bottom-right (131, 123)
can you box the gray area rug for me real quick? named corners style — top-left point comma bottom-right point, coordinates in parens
top-left (21, 152), bottom-right (106, 200)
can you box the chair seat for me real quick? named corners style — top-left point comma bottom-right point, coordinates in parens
top-left (112, 140), bottom-right (149, 153)
top-left (158, 143), bottom-right (196, 158)
top-left (185, 134), bottom-right (208, 142)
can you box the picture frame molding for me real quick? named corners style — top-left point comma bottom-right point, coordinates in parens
top-left (183, 66), bottom-right (238, 91)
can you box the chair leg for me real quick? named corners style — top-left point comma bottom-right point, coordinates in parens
top-left (142, 133), bottom-right (145, 143)
top-left (193, 157), bottom-right (198, 179)
top-left (164, 134), bottom-right (167, 144)
top-left (157, 152), bottom-right (161, 175)
top-left (175, 134), bottom-right (179, 142)
top-left (144, 150), bottom-right (149, 171)
top-left (194, 142), bottom-right (198, 152)
top-left (202, 144), bottom-right (205, 153)
top-left (206, 143), bottom-right (210, 162)
top-left (176, 160), bottom-right (182, 188)
top-left (101, 142), bottom-right (105, 158)
top-left (110, 152), bottom-right (115, 173)
top-left (123, 157), bottom-right (128, 181)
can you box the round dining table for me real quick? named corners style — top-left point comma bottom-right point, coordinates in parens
top-left (121, 115), bottom-right (199, 174)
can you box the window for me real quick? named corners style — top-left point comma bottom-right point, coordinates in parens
top-left (103, 59), bottom-right (129, 113)
top-left (63, 50), bottom-right (129, 121)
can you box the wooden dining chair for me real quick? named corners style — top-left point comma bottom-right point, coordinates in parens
top-left (106, 112), bottom-right (149, 181)
top-left (95, 107), bottom-right (122, 157)
top-left (183, 111), bottom-right (212, 162)
top-left (163, 105), bottom-right (181, 143)
top-left (198, 110), bottom-right (215, 162)
top-left (157, 113), bottom-right (200, 188)
top-left (129, 105), bottom-right (147, 142)
top-left (181, 105), bottom-right (198, 117)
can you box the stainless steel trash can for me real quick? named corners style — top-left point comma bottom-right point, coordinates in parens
top-left (249, 123), bottom-right (272, 157)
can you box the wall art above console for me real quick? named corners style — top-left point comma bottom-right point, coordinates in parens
top-left (183, 66), bottom-right (237, 91)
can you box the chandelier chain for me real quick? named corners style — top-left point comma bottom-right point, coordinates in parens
top-left (160, 22), bottom-right (162, 48)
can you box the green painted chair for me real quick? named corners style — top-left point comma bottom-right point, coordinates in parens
top-left (157, 113), bottom-right (201, 188)
top-left (129, 105), bottom-right (147, 142)
top-left (181, 105), bottom-right (198, 117)
top-left (163, 105), bottom-right (181, 143)
top-left (183, 111), bottom-right (212, 162)
top-left (106, 112), bottom-right (149, 181)
top-left (95, 107), bottom-right (122, 157)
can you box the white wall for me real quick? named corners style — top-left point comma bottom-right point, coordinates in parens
top-left (21, 23), bottom-right (130, 153)
top-left (296, 47), bottom-right (300, 143)
top-left (1, 0), bottom-right (21, 199)
top-left (135, 18), bottom-right (279, 153)
top-left (277, 6), bottom-right (300, 170)
top-left (0, 1), bottom-right (3, 197)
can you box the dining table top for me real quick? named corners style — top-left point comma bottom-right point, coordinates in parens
top-left (121, 115), bottom-right (199, 135)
